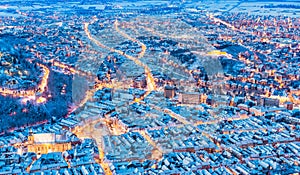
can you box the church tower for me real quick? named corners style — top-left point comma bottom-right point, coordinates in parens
top-left (28, 128), bottom-right (34, 144)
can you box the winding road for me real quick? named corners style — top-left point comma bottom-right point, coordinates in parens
top-left (0, 63), bottom-right (50, 101)
top-left (84, 21), bottom-right (156, 100)
top-left (114, 20), bottom-right (147, 59)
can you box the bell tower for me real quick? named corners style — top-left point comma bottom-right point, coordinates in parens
top-left (28, 128), bottom-right (34, 144)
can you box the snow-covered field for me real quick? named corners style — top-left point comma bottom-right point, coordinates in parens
top-left (231, 2), bottom-right (299, 17)
top-left (188, 0), bottom-right (299, 17)
top-left (0, 12), bottom-right (22, 17)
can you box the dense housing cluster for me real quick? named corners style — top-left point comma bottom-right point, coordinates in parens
top-left (0, 0), bottom-right (299, 174)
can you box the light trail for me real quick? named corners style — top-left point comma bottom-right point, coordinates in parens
top-left (73, 117), bottom-right (113, 175)
top-left (138, 130), bottom-right (163, 160)
top-left (83, 21), bottom-right (159, 173)
top-left (84, 22), bottom-right (156, 101)
top-left (123, 22), bottom-right (201, 76)
top-left (143, 101), bottom-right (220, 151)
top-left (0, 63), bottom-right (50, 103)
top-left (206, 50), bottom-right (230, 57)
top-left (84, 23), bottom-right (114, 51)
top-left (210, 15), bottom-right (298, 104)
top-left (143, 102), bottom-right (191, 125)
top-left (142, 100), bottom-right (223, 147)
top-left (119, 22), bottom-right (193, 78)
top-left (51, 60), bottom-right (97, 80)
top-left (139, 24), bottom-right (195, 40)
top-left (114, 20), bottom-right (147, 59)
top-left (75, 81), bottom-right (128, 110)
top-left (209, 14), bottom-right (251, 34)
top-left (208, 15), bottom-right (298, 104)
top-left (36, 63), bottom-right (50, 94)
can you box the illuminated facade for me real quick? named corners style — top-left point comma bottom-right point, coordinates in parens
top-left (28, 130), bottom-right (71, 155)
top-left (178, 92), bottom-right (202, 104)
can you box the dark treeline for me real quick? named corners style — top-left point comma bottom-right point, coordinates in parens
top-left (263, 4), bottom-right (300, 9)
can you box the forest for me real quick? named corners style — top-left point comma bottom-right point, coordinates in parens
top-left (0, 71), bottom-right (73, 133)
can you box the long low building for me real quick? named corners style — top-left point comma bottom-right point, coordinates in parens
top-left (178, 92), bottom-right (202, 104)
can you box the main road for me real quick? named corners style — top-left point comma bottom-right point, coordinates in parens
top-left (83, 20), bottom-right (160, 174)
top-left (84, 21), bottom-right (156, 100)
top-left (114, 20), bottom-right (146, 59)
top-left (0, 63), bottom-right (50, 103)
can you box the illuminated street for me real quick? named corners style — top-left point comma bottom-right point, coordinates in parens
top-left (0, 0), bottom-right (300, 174)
